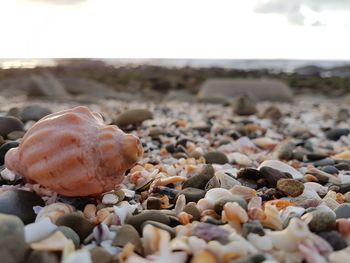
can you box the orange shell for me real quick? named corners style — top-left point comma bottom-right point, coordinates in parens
top-left (5, 106), bottom-right (143, 196)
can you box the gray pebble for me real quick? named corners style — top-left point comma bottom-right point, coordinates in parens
top-left (183, 164), bottom-right (214, 189)
top-left (141, 220), bottom-right (176, 238)
top-left (318, 231), bottom-right (347, 251)
top-left (114, 109), bottom-right (153, 127)
top-left (204, 152), bottom-right (229, 165)
top-left (112, 224), bottom-right (143, 254)
top-left (125, 210), bottom-right (170, 234)
top-left (313, 158), bottom-right (335, 167)
top-left (214, 195), bottom-right (247, 215)
top-left (90, 247), bottom-right (113, 263)
top-left (0, 116), bottom-right (24, 138)
top-left (335, 163), bottom-right (350, 171)
top-left (232, 96), bottom-right (257, 116)
top-left (326, 128), bottom-right (350, 141)
top-left (276, 179), bottom-right (304, 197)
top-left (0, 141), bottom-right (19, 165)
top-left (242, 220), bottom-right (265, 237)
top-left (27, 250), bottom-right (59, 263)
top-left (259, 166), bottom-right (292, 187)
top-left (56, 212), bottom-right (95, 240)
top-left (308, 208), bottom-right (336, 232)
top-left (146, 197), bottom-right (161, 210)
top-left (183, 203), bottom-right (201, 221)
top-left (321, 165), bottom-right (339, 175)
top-left (334, 203), bottom-right (350, 219)
top-left (20, 105), bottom-right (52, 122)
top-left (56, 226), bottom-right (80, 248)
top-left (176, 188), bottom-right (206, 203)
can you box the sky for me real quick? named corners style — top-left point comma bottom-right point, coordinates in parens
top-left (0, 0), bottom-right (350, 60)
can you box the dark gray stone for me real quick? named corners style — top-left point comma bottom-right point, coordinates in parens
top-left (318, 231), bottom-right (347, 251)
top-left (204, 152), bottom-right (229, 165)
top-left (176, 188), bottom-right (206, 203)
top-left (0, 116), bottom-right (24, 138)
top-left (232, 96), bottom-right (257, 116)
top-left (112, 224), bottom-right (143, 254)
top-left (259, 166), bottom-right (292, 187)
top-left (114, 109), bottom-right (153, 127)
top-left (20, 105), bottom-right (52, 122)
top-left (0, 141), bottom-right (19, 165)
top-left (56, 212), bottom-right (95, 240)
top-left (183, 164), bottom-right (214, 189)
top-left (334, 204), bottom-right (350, 219)
top-left (125, 210), bottom-right (170, 234)
top-left (242, 220), bottom-right (265, 237)
top-left (308, 208), bottom-right (336, 232)
top-left (326, 128), bottom-right (350, 141)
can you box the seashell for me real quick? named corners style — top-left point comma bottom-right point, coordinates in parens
top-left (113, 201), bottom-right (138, 225)
top-left (329, 247), bottom-right (350, 263)
top-left (227, 152), bottom-right (252, 166)
top-left (333, 151), bottom-right (350, 160)
top-left (230, 185), bottom-right (257, 201)
top-left (35, 202), bottom-right (75, 223)
top-left (222, 202), bottom-right (248, 232)
top-left (83, 204), bottom-right (97, 220)
top-left (258, 160), bottom-right (303, 179)
top-left (280, 206), bottom-right (305, 225)
top-left (5, 106), bottom-right (143, 196)
top-left (31, 230), bottom-right (74, 251)
top-left (261, 204), bottom-right (283, 230)
top-left (214, 171), bottom-right (241, 189)
top-left (178, 211), bottom-right (193, 225)
top-left (248, 207), bottom-right (265, 221)
top-left (25, 217), bottom-right (58, 243)
top-left (252, 137), bottom-right (278, 150)
top-left (142, 224), bottom-right (171, 256)
top-left (205, 188), bottom-right (233, 206)
top-left (247, 233), bottom-right (273, 251)
top-left (303, 182), bottom-right (327, 196)
top-left (102, 193), bottom-right (119, 205)
top-left (247, 196), bottom-right (262, 210)
top-left (174, 194), bottom-right (186, 215)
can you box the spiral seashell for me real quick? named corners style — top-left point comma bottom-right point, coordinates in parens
top-left (5, 106), bottom-right (143, 196)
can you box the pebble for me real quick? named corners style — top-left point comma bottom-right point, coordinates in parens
top-left (334, 204), bottom-right (350, 219)
top-left (182, 164), bottom-right (214, 189)
top-left (0, 141), bottom-right (19, 165)
top-left (0, 213), bottom-right (28, 263)
top-left (192, 222), bottom-right (230, 243)
top-left (214, 195), bottom-right (248, 214)
top-left (125, 210), bottom-right (170, 234)
top-left (0, 116), bottom-right (24, 138)
top-left (307, 208), bottom-right (336, 232)
top-left (0, 190), bottom-right (44, 224)
top-left (176, 187), bottom-right (206, 203)
top-left (114, 109), bottom-right (153, 127)
top-left (275, 141), bottom-right (294, 161)
top-left (141, 220), bottom-right (176, 238)
top-left (6, 130), bottom-right (25, 140)
top-left (232, 95), bottom-right (257, 116)
top-left (112, 224), bottom-right (143, 254)
top-left (27, 250), bottom-right (59, 263)
top-left (322, 165), bottom-right (339, 174)
top-left (335, 163), bottom-right (350, 171)
top-left (146, 197), bottom-right (161, 210)
top-left (56, 212), bottom-right (95, 240)
top-left (204, 151), bottom-right (229, 164)
top-left (56, 226), bottom-right (80, 248)
top-left (307, 153), bottom-right (328, 161)
top-left (317, 231), bottom-right (347, 251)
top-left (242, 220), bottom-right (265, 237)
top-left (90, 247), bottom-right (113, 263)
top-left (261, 105), bottom-right (282, 120)
top-left (313, 158), bottom-right (335, 167)
top-left (326, 128), bottom-right (350, 141)
top-left (20, 105), bottom-right (52, 122)
top-left (182, 203), bottom-right (201, 221)
top-left (276, 179), bottom-right (304, 197)
top-left (259, 167), bottom-right (292, 187)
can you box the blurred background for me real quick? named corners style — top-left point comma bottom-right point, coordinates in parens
top-left (1, 0), bottom-right (350, 103)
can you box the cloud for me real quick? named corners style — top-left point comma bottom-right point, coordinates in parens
top-left (255, 0), bottom-right (350, 25)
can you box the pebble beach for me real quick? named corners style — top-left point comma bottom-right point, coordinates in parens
top-left (1, 93), bottom-right (350, 263)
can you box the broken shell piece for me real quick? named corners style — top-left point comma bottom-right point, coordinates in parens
top-left (83, 204), bottom-right (97, 220)
top-left (230, 185), bottom-right (257, 201)
top-left (31, 231), bottom-right (74, 251)
top-left (228, 152), bottom-right (252, 166)
top-left (35, 202), bottom-right (75, 223)
top-left (252, 137), bottom-right (278, 150)
top-left (247, 233), bottom-right (273, 251)
top-left (333, 151), bottom-right (350, 160)
top-left (205, 188), bottom-right (233, 206)
top-left (222, 202), bottom-right (248, 232)
top-left (261, 204), bottom-right (283, 230)
top-left (102, 193), bottom-right (119, 205)
top-left (214, 171), bottom-right (241, 189)
top-left (298, 240), bottom-right (328, 263)
top-left (25, 217), bottom-right (57, 243)
top-left (142, 224), bottom-right (171, 256)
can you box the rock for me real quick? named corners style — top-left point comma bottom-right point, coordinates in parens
top-left (125, 210), bottom-right (170, 234)
top-left (275, 141), bottom-right (294, 161)
top-left (261, 106), bottom-right (282, 120)
top-left (28, 73), bottom-right (70, 99)
top-left (182, 203), bottom-right (201, 221)
top-left (0, 135), bottom-right (5, 146)
top-left (237, 168), bottom-right (261, 181)
top-left (112, 224), bottom-right (143, 254)
top-left (56, 212), bottom-right (95, 240)
top-left (204, 152), bottom-right (229, 165)
top-left (322, 165), bottom-right (339, 174)
top-left (6, 131), bottom-right (25, 140)
top-left (148, 127), bottom-right (163, 138)
top-left (313, 158), bottom-right (335, 167)
top-left (90, 247), bottom-right (113, 263)
top-left (232, 95), bottom-right (257, 116)
top-left (214, 195), bottom-right (247, 214)
top-left (259, 167), bottom-right (292, 187)
top-left (0, 214), bottom-right (28, 263)
top-left (307, 153), bottom-right (329, 161)
top-left (308, 208), bottom-right (336, 232)
top-left (7, 107), bottom-right (21, 119)
top-left (337, 108), bottom-right (350, 123)
top-left (258, 160), bottom-right (303, 180)
top-left (276, 179), bottom-right (304, 197)
top-left (334, 204), bottom-right (350, 219)
top-left (318, 231), bottom-right (347, 251)
top-left (165, 144), bottom-right (176, 153)
top-left (335, 163), bottom-right (350, 171)
top-left (141, 220), bottom-right (176, 238)
top-left (242, 220), bottom-right (265, 237)
top-left (114, 109), bottom-right (153, 127)
top-left (326, 128), bottom-right (350, 141)
top-left (0, 141), bottom-right (19, 165)
top-left (146, 197), bottom-right (161, 210)
top-left (27, 250), bottom-right (59, 263)
top-left (197, 78), bottom-right (293, 103)
top-left (0, 116), bottom-right (24, 138)
top-left (56, 226), bottom-right (80, 248)
top-left (20, 105), bottom-right (52, 122)
top-left (0, 190), bottom-right (44, 224)
top-left (192, 222), bottom-right (230, 243)
top-left (182, 164), bottom-right (215, 189)
top-left (176, 188), bottom-right (206, 203)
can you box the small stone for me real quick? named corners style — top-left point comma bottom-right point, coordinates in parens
top-left (277, 179), bottom-right (304, 197)
top-left (27, 250), bottom-right (59, 263)
top-left (125, 210), bottom-right (170, 234)
top-left (322, 165), bottom-right (339, 175)
top-left (308, 208), bottom-right (336, 232)
top-left (0, 190), bottom-right (45, 224)
top-left (183, 203), bottom-right (201, 221)
top-left (214, 195), bottom-right (247, 214)
top-left (334, 204), bottom-right (350, 219)
top-left (0, 135), bottom-right (5, 146)
top-left (326, 128), bottom-right (350, 141)
top-left (318, 231), bottom-right (347, 251)
top-left (192, 223), bottom-right (230, 243)
top-left (56, 226), bottom-right (80, 248)
top-left (242, 220), bottom-right (265, 237)
top-left (146, 197), bottom-right (161, 210)
top-left (182, 164), bottom-right (214, 189)
top-left (307, 153), bottom-right (328, 161)
top-left (0, 214), bottom-right (28, 263)
top-left (237, 168), bottom-right (261, 181)
top-left (0, 116), bottom-right (24, 138)
top-left (141, 220), bottom-right (176, 238)
top-left (20, 105), bottom-right (52, 122)
top-left (204, 152), bottom-right (229, 165)
top-left (112, 224), bottom-right (143, 254)
top-left (6, 130), bottom-right (25, 140)
top-left (275, 141), bottom-right (294, 161)
top-left (0, 141), bottom-right (19, 165)
top-left (56, 212), bottom-right (95, 240)
top-left (313, 158), bottom-right (335, 167)
top-left (7, 107), bottom-right (21, 118)
top-left (176, 188), bottom-right (206, 203)
top-left (335, 163), bottom-right (350, 171)
top-left (189, 150), bottom-right (203, 159)
top-left (259, 166), bottom-right (292, 187)
top-left (165, 144), bottom-right (175, 153)
top-left (148, 127), bottom-right (162, 138)
top-left (337, 108), bottom-right (350, 122)
top-left (102, 193), bottom-right (119, 205)
top-left (261, 105), bottom-right (282, 120)
top-left (232, 95), bottom-right (257, 116)
top-left (90, 247), bottom-right (113, 263)
top-left (114, 109), bottom-right (153, 127)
